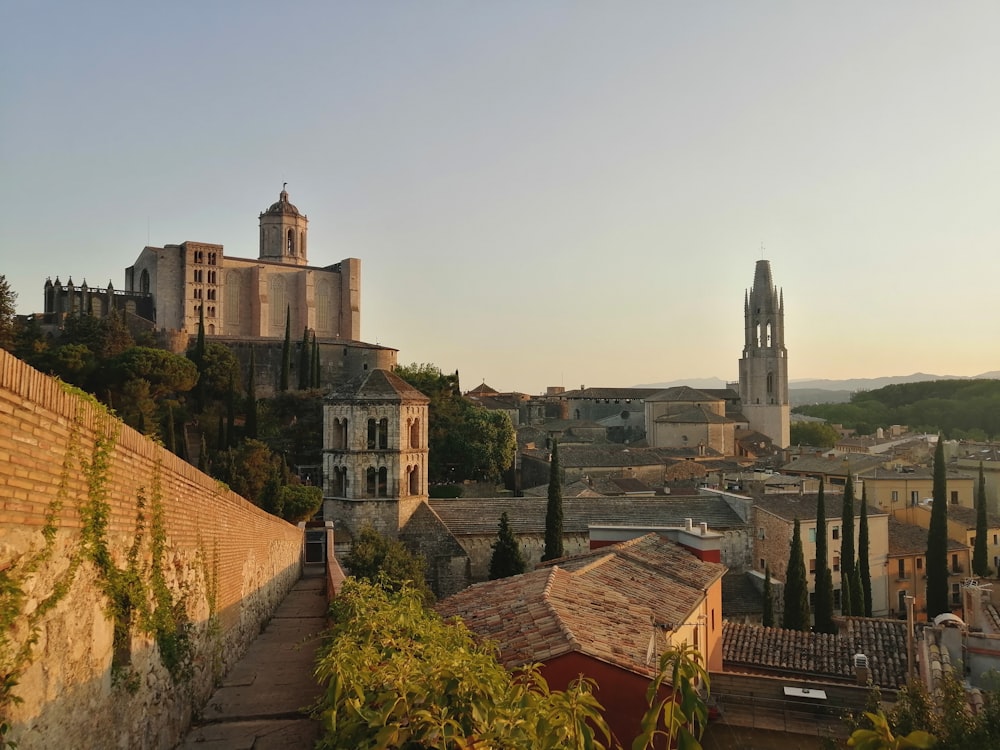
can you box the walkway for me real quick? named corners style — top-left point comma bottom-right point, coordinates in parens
top-left (180, 564), bottom-right (328, 749)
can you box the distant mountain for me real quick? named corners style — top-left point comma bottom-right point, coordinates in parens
top-left (635, 372), bottom-right (1000, 406)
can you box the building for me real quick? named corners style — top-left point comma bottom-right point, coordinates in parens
top-left (862, 467), bottom-right (976, 512)
top-left (753, 492), bottom-right (891, 617)
top-left (738, 260), bottom-right (790, 448)
top-left (436, 533), bottom-right (726, 748)
top-left (885, 517), bottom-right (970, 618)
top-left (644, 386), bottom-right (740, 454)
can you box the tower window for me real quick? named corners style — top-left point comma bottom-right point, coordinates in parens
top-left (287, 229), bottom-right (295, 256)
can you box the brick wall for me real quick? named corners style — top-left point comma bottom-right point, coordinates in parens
top-left (0, 350), bottom-right (303, 749)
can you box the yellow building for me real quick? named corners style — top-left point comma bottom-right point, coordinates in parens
top-left (886, 517), bottom-right (971, 619)
top-left (861, 467), bottom-right (975, 512)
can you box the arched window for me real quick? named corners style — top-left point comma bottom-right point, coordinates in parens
top-left (330, 418), bottom-right (347, 450)
top-left (287, 229), bottom-right (295, 255)
top-left (331, 466), bottom-right (347, 496)
top-left (409, 418), bottom-right (420, 449)
top-left (378, 467), bottom-right (388, 497)
top-left (408, 465), bottom-right (419, 495)
top-left (366, 467), bottom-right (376, 497)
top-left (754, 322), bottom-right (761, 347)
top-left (367, 418), bottom-right (377, 449)
top-left (765, 321), bottom-right (773, 347)
top-left (139, 269), bottom-right (150, 294)
top-left (378, 418), bottom-right (389, 450)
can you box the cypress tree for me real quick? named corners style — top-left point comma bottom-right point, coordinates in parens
top-left (298, 326), bottom-right (310, 390)
top-left (859, 484), bottom-right (873, 617)
top-left (850, 565), bottom-right (864, 616)
top-left (279, 305), bottom-right (291, 392)
top-left (973, 463), bottom-right (990, 577)
top-left (311, 334), bottom-right (321, 388)
top-left (926, 437), bottom-right (950, 618)
top-left (226, 372), bottom-right (236, 449)
top-left (194, 305), bottom-right (207, 412)
top-left (840, 477), bottom-right (857, 615)
top-left (814, 479), bottom-right (835, 633)
top-left (489, 512), bottom-right (526, 580)
top-left (783, 518), bottom-right (811, 631)
top-left (216, 413), bottom-right (225, 451)
top-left (246, 347), bottom-right (258, 439)
top-left (541, 439), bottom-right (564, 562)
top-left (762, 563), bottom-right (774, 628)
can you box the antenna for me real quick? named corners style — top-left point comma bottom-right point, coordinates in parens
top-left (760, 242), bottom-right (765, 259)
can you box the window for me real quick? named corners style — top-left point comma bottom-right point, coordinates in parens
top-left (367, 418), bottom-right (377, 449)
top-left (833, 555), bottom-right (840, 572)
top-left (994, 534), bottom-right (998, 545)
top-left (809, 558), bottom-right (816, 574)
top-left (891, 490), bottom-right (899, 502)
top-left (758, 527), bottom-right (766, 540)
top-left (897, 559), bottom-right (906, 579)
top-left (952, 554), bottom-right (961, 574)
top-left (832, 526), bottom-right (840, 540)
top-left (951, 491), bottom-right (959, 505)
top-left (760, 558), bottom-right (766, 570)
top-left (366, 467), bottom-right (376, 497)
top-left (808, 527), bottom-right (817, 543)
top-left (910, 490), bottom-right (919, 505)
top-left (952, 583), bottom-right (961, 606)
top-left (916, 558), bottom-right (923, 570)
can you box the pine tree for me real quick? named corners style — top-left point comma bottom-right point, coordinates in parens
top-left (814, 479), bottom-right (835, 633)
top-left (280, 305), bottom-right (291, 392)
top-left (762, 563), bottom-right (774, 628)
top-left (973, 463), bottom-right (990, 577)
top-left (298, 326), bottom-right (310, 390)
top-left (926, 437), bottom-right (950, 618)
top-left (489, 512), bottom-right (526, 580)
top-left (783, 518), bottom-right (811, 631)
top-left (246, 347), bottom-right (258, 439)
top-left (542, 439), bottom-right (564, 562)
top-left (840, 477), bottom-right (857, 615)
top-left (859, 484), bottom-right (873, 617)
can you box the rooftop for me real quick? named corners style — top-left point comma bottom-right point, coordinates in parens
top-left (887, 518), bottom-right (968, 555)
top-left (753, 492), bottom-right (884, 523)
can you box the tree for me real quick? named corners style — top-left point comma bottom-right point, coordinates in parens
top-left (841, 477), bottom-right (858, 616)
top-left (279, 306), bottom-right (291, 391)
top-left (192, 306), bottom-right (206, 411)
top-left (762, 563), bottom-right (774, 627)
top-left (110, 347), bottom-right (198, 400)
top-left (974, 463), bottom-right (990, 577)
top-left (790, 421), bottom-right (841, 448)
top-left (814, 479), bottom-right (835, 633)
top-left (489, 512), bottom-right (526, 579)
top-left (0, 274), bottom-right (17, 352)
top-left (926, 438), bottom-right (950, 618)
top-left (311, 333), bottom-right (320, 388)
top-left (850, 564), bottom-right (864, 616)
top-left (633, 642), bottom-right (710, 750)
top-left (542, 439), bottom-right (563, 562)
top-left (212, 439), bottom-right (284, 507)
top-left (193, 342), bottom-right (242, 401)
top-left (297, 327), bottom-right (310, 390)
top-left (314, 580), bottom-right (612, 750)
top-left (860, 484), bottom-right (873, 617)
top-left (342, 525), bottom-right (433, 603)
top-left (273, 482), bottom-right (323, 523)
top-left (245, 347), bottom-right (258, 439)
top-left (225, 373), bottom-right (236, 450)
top-left (783, 519), bottom-right (811, 631)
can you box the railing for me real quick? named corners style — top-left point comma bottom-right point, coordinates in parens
top-left (713, 690), bottom-right (850, 739)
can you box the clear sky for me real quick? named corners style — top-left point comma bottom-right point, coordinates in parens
top-left (2, 2), bottom-right (998, 395)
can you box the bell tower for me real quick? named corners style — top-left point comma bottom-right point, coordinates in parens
top-left (259, 184), bottom-right (309, 266)
top-left (738, 259), bottom-right (790, 447)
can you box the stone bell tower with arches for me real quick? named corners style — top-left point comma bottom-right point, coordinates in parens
top-left (322, 368), bottom-right (429, 539)
top-left (259, 183), bottom-right (309, 266)
top-left (738, 259), bottom-right (790, 448)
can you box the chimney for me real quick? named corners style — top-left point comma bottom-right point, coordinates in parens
top-left (699, 522), bottom-right (708, 536)
top-left (685, 518), bottom-right (693, 530)
top-left (853, 652), bottom-right (870, 685)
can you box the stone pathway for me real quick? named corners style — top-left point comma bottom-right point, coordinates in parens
top-left (179, 565), bottom-right (328, 749)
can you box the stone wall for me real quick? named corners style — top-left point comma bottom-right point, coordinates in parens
top-left (0, 350), bottom-right (304, 749)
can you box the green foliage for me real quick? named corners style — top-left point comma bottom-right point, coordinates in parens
top-left (926, 438), bottom-right (950, 618)
top-left (632, 642), bottom-right (709, 750)
top-left (783, 519), bottom-right (811, 631)
top-left (394, 363), bottom-right (516, 482)
top-left (859, 487), bottom-right (873, 617)
top-left (542, 439), bottom-right (564, 562)
top-left (311, 334), bottom-right (321, 388)
top-left (814, 480), bottom-right (835, 633)
top-left (212, 439), bottom-right (284, 507)
top-left (762, 564), bottom-right (774, 627)
top-left (298, 327), bottom-right (310, 390)
top-left (110, 347), bottom-right (198, 400)
top-left (280, 306), bottom-right (291, 392)
top-left (246, 347), bottom-right (258, 439)
top-left (841, 479), bottom-right (857, 616)
top-left (974, 463), bottom-right (991, 577)
top-left (489, 512), bottom-right (526, 580)
top-left (342, 526), bottom-right (433, 603)
top-left (192, 342), bottom-right (242, 402)
top-left (428, 484), bottom-right (463, 498)
top-left (314, 579), bottom-right (612, 750)
top-left (790, 421), bottom-right (842, 448)
top-left (273, 483), bottom-right (323, 523)
top-left (848, 710), bottom-right (935, 750)
top-left (0, 275), bottom-right (16, 352)
top-left (794, 379), bottom-right (1000, 439)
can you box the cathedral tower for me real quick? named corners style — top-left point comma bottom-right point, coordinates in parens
top-left (258, 184), bottom-right (309, 265)
top-left (738, 259), bottom-right (790, 448)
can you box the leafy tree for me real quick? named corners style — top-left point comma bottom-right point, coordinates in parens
top-left (926, 438), bottom-right (950, 618)
top-left (542, 439), bottom-right (564, 562)
top-left (841, 478), bottom-right (858, 616)
top-left (110, 347), bottom-right (198, 400)
top-left (859, 485), bottom-right (873, 617)
top-left (783, 519), bottom-right (810, 631)
top-left (212, 439), bottom-right (284, 507)
top-left (279, 306), bottom-right (291, 392)
top-left (193, 342), bottom-right (242, 402)
top-left (272, 482), bottom-right (323, 523)
top-left (489, 512), bottom-right (526, 579)
top-left (633, 642), bottom-right (710, 750)
top-left (395, 363), bottom-right (515, 482)
top-left (297, 327), bottom-right (310, 390)
top-left (974, 463), bottom-right (990, 577)
top-left (314, 580), bottom-right (612, 750)
top-left (814, 479), bottom-right (835, 633)
top-left (0, 274), bottom-right (16, 352)
top-left (245, 347), bottom-right (258, 439)
top-left (762, 564), bottom-right (774, 627)
top-left (848, 710), bottom-right (935, 750)
top-left (342, 525), bottom-right (433, 602)
top-left (790, 421), bottom-right (841, 448)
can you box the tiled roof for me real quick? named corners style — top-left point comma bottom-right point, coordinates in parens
top-left (521, 480), bottom-right (605, 498)
top-left (753, 493), bottom-right (884, 523)
top-left (522, 444), bottom-right (722, 468)
top-left (865, 467), bottom-right (974, 480)
top-left (700, 388), bottom-right (741, 400)
top-left (557, 388), bottom-right (660, 400)
top-left (466, 382), bottom-right (499, 396)
top-left (721, 572), bottom-right (764, 618)
top-left (437, 534), bottom-right (726, 677)
top-left (779, 455), bottom-right (884, 475)
top-left (646, 386), bottom-right (721, 403)
top-left (944, 504), bottom-right (1000, 529)
top-left (653, 405), bottom-right (733, 425)
top-left (887, 518), bottom-right (968, 555)
top-left (723, 618), bottom-right (909, 688)
top-left (427, 494), bottom-right (751, 536)
top-left (326, 368), bottom-right (429, 403)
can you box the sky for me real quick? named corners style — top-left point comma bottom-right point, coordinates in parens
top-left (2, 2), bottom-right (999, 395)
